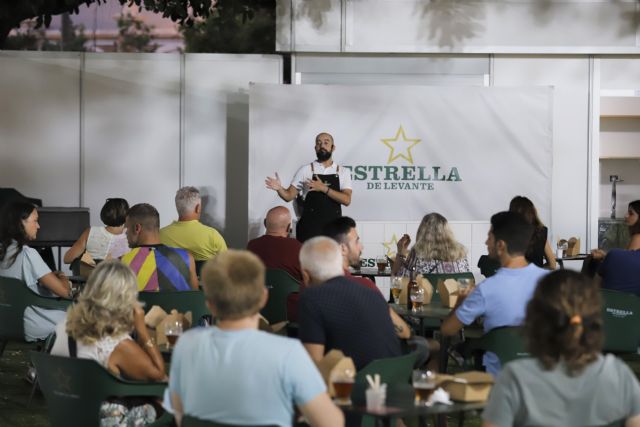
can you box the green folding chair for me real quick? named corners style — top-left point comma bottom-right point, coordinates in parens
top-left (472, 326), bottom-right (529, 366)
top-left (355, 352), bottom-right (417, 385)
top-left (261, 269), bottom-right (300, 325)
top-left (182, 415), bottom-right (277, 427)
top-left (31, 352), bottom-right (167, 427)
top-left (138, 290), bottom-right (210, 325)
top-left (0, 276), bottom-right (71, 357)
top-left (600, 289), bottom-right (640, 354)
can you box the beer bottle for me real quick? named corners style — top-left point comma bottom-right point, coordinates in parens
top-left (408, 266), bottom-right (424, 312)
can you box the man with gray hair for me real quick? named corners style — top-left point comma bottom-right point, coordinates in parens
top-left (298, 237), bottom-right (402, 370)
top-left (160, 186), bottom-right (227, 263)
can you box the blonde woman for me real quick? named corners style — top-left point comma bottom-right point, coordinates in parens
top-left (392, 212), bottom-right (470, 276)
top-left (51, 260), bottom-right (166, 426)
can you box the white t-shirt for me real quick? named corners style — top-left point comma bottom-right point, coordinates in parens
top-left (86, 226), bottom-right (129, 260)
top-left (0, 241), bottom-right (66, 341)
top-left (290, 161), bottom-right (353, 199)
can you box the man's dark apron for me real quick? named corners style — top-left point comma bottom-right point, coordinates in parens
top-left (295, 163), bottom-right (342, 242)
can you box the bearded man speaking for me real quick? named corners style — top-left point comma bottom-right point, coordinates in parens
top-left (265, 132), bottom-right (353, 242)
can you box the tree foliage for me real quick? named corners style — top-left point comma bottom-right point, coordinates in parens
top-left (182, 1), bottom-right (275, 53)
top-left (117, 12), bottom-right (158, 52)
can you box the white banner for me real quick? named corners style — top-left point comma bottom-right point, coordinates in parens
top-left (248, 84), bottom-right (553, 236)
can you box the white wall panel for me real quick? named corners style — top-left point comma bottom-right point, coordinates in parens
top-left (280, 0), bottom-right (640, 53)
top-left (291, 0), bottom-right (343, 52)
top-left (493, 56), bottom-right (590, 247)
top-left (601, 57), bottom-right (640, 90)
top-left (83, 53), bottom-right (181, 227)
top-left (0, 52), bottom-right (81, 206)
top-left (184, 54), bottom-right (282, 247)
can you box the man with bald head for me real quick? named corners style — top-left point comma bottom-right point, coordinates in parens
top-left (298, 237), bottom-right (402, 370)
top-left (265, 132), bottom-right (353, 242)
top-left (247, 206), bottom-right (303, 282)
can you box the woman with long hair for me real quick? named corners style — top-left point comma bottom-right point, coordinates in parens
top-left (392, 212), bottom-right (470, 276)
top-left (0, 201), bottom-right (70, 341)
top-left (483, 270), bottom-right (640, 427)
top-left (51, 260), bottom-right (166, 425)
top-left (508, 196), bottom-right (556, 269)
top-left (626, 200), bottom-right (640, 249)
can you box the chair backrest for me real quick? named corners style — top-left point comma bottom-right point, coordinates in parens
top-left (0, 276), bottom-right (71, 341)
top-left (261, 269), bottom-right (300, 324)
top-left (475, 326), bottom-right (529, 365)
top-left (355, 352), bottom-right (417, 385)
top-left (138, 290), bottom-right (210, 324)
top-left (31, 352), bottom-right (166, 427)
top-left (182, 415), bottom-right (277, 427)
top-left (423, 272), bottom-right (475, 303)
top-left (600, 289), bottom-right (640, 353)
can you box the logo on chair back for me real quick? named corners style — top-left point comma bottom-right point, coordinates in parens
top-left (606, 308), bottom-right (633, 318)
top-left (52, 368), bottom-right (80, 399)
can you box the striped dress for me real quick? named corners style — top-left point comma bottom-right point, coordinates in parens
top-left (121, 245), bottom-right (191, 292)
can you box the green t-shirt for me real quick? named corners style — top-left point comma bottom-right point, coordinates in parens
top-left (160, 220), bottom-right (227, 261)
top-left (483, 354), bottom-right (640, 427)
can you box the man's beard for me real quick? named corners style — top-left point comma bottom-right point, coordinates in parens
top-left (316, 149), bottom-right (332, 162)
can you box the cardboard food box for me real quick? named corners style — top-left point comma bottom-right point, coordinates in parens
top-left (557, 237), bottom-right (581, 257)
top-left (436, 278), bottom-right (476, 308)
top-left (144, 306), bottom-right (192, 347)
top-left (258, 314), bottom-right (288, 335)
top-left (398, 276), bottom-right (434, 305)
top-left (316, 350), bottom-right (356, 397)
top-left (436, 371), bottom-right (494, 402)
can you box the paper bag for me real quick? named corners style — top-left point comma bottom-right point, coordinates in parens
top-left (437, 371), bottom-right (494, 402)
top-left (398, 276), bottom-right (434, 305)
top-left (258, 314), bottom-right (288, 334)
top-left (316, 350), bottom-right (356, 397)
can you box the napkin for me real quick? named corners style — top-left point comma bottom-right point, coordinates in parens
top-left (427, 387), bottom-right (452, 406)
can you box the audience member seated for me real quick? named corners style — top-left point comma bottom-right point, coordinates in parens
top-left (63, 198), bottom-right (130, 267)
top-left (509, 195), bottom-right (557, 269)
top-left (392, 212), bottom-right (470, 276)
top-left (121, 203), bottom-right (198, 291)
top-left (441, 211), bottom-right (548, 375)
top-left (0, 202), bottom-right (71, 342)
top-left (298, 237), bottom-right (403, 370)
top-left (483, 270), bottom-right (640, 427)
top-left (169, 250), bottom-right (343, 427)
top-left (160, 186), bottom-right (227, 262)
top-left (51, 260), bottom-right (166, 426)
top-left (247, 206), bottom-right (303, 282)
top-left (322, 216), bottom-right (382, 295)
top-left (584, 200), bottom-right (640, 277)
top-left (598, 247), bottom-right (640, 295)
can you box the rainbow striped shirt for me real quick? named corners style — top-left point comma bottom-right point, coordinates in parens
top-left (121, 245), bottom-right (191, 292)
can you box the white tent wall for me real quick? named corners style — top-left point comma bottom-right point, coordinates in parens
top-left (0, 52), bottom-right (282, 268)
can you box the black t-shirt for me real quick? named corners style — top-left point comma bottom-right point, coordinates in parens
top-left (298, 276), bottom-right (402, 370)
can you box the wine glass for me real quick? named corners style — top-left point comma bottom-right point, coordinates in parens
top-left (164, 320), bottom-right (183, 349)
top-left (390, 275), bottom-right (402, 305)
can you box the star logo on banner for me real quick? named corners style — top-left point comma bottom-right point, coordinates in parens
top-left (381, 126), bottom-right (421, 165)
top-left (382, 234), bottom-right (399, 257)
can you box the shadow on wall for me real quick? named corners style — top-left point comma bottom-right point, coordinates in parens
top-left (415, 0), bottom-right (486, 48)
top-left (294, 0), bottom-right (334, 30)
top-left (198, 188), bottom-right (223, 232)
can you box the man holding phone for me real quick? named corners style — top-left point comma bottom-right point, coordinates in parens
top-left (265, 132), bottom-right (353, 242)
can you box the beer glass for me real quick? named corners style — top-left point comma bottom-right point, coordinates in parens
top-left (331, 367), bottom-right (355, 405)
top-left (376, 255), bottom-right (388, 274)
top-left (412, 370), bottom-right (436, 405)
top-left (390, 275), bottom-right (402, 305)
top-left (164, 320), bottom-right (183, 349)
top-left (409, 286), bottom-right (424, 312)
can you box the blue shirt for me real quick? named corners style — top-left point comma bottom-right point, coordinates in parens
top-left (169, 326), bottom-right (326, 427)
top-left (455, 263), bottom-right (548, 375)
top-left (599, 249), bottom-right (640, 295)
